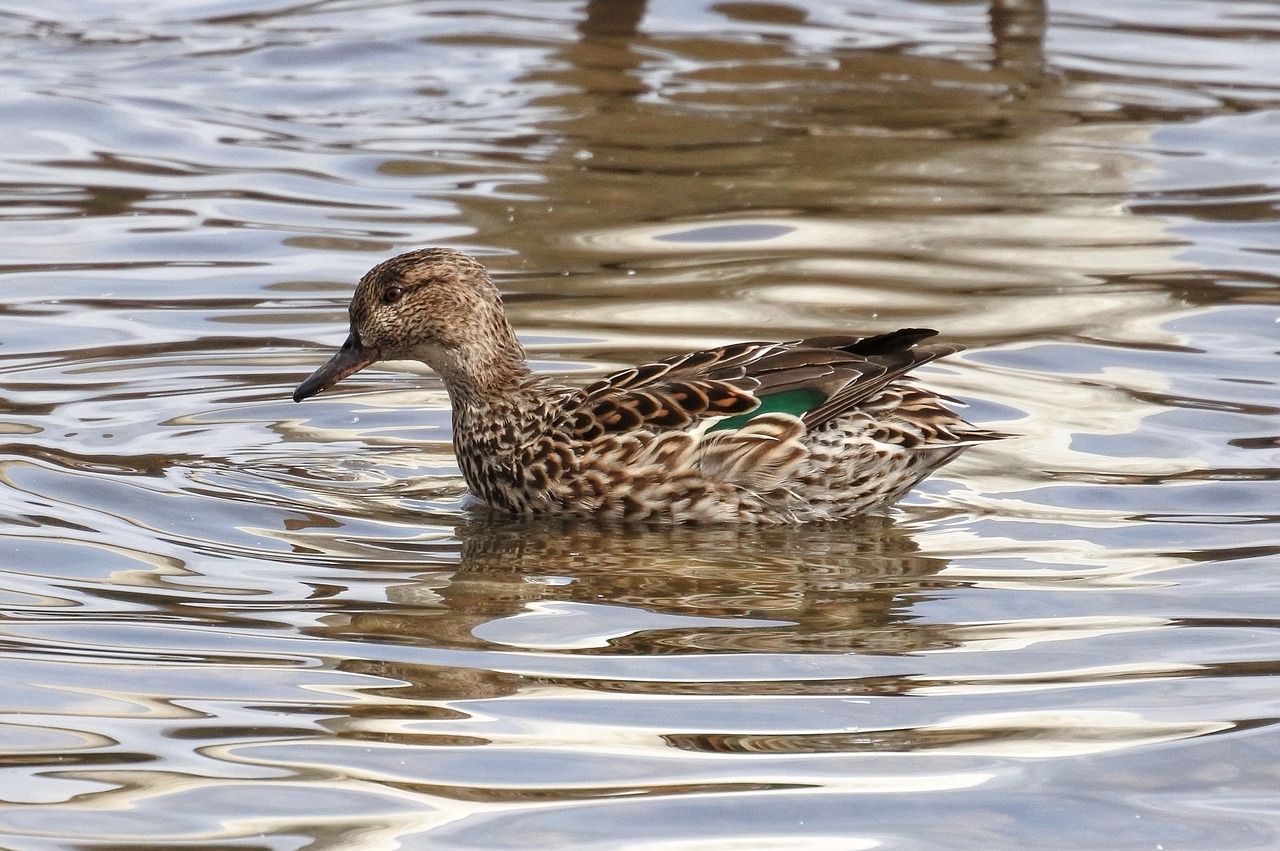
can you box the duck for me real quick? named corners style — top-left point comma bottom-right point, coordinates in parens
top-left (293, 248), bottom-right (1002, 523)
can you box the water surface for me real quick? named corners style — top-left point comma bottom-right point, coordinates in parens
top-left (2, 0), bottom-right (1280, 848)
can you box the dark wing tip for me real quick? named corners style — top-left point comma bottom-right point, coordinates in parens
top-left (798, 328), bottom-right (940, 357)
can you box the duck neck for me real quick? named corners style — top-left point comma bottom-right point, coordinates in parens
top-left (444, 337), bottom-right (545, 508)
top-left (436, 337), bottom-right (534, 412)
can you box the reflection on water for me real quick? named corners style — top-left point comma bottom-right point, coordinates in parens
top-left (358, 517), bottom-right (949, 656)
top-left (2, 0), bottom-right (1280, 847)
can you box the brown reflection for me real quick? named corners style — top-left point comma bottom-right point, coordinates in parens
top-left (312, 515), bottom-right (960, 757)
top-left (665, 715), bottom-right (1249, 757)
top-left (374, 777), bottom-right (799, 805)
top-left (444, 0), bottom-right (1053, 289)
top-left (990, 0), bottom-right (1049, 79)
top-left (451, 517), bottom-right (949, 653)
top-left (319, 514), bottom-right (955, 664)
top-left (666, 726), bottom-right (997, 755)
top-left (577, 0), bottom-right (646, 39)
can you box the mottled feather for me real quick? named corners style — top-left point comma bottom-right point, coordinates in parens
top-left (293, 248), bottom-right (1005, 524)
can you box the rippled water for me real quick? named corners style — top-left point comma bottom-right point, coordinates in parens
top-left (3, 0), bottom-right (1280, 847)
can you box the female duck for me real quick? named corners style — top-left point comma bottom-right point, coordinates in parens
top-left (294, 248), bottom-right (1001, 523)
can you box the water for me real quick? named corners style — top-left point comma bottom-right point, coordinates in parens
top-left (2, 0), bottom-right (1279, 847)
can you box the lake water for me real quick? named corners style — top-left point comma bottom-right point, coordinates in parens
top-left (2, 0), bottom-right (1279, 847)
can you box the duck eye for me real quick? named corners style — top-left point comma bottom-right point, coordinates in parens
top-left (381, 287), bottom-right (404, 305)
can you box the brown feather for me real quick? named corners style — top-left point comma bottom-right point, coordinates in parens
top-left (295, 248), bottom-right (1006, 524)
top-left (699, 413), bottom-right (808, 491)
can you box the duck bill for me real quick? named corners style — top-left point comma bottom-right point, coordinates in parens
top-left (293, 332), bottom-right (381, 402)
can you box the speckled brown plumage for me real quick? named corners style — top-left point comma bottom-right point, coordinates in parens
top-left (293, 248), bottom-right (1003, 523)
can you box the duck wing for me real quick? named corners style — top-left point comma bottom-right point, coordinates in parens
top-left (568, 328), bottom-right (953, 438)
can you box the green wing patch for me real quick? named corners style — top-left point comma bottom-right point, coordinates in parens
top-left (706, 388), bottom-right (826, 433)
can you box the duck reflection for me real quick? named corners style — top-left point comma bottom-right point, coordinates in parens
top-left (302, 514), bottom-right (1211, 775)
top-left (318, 514), bottom-right (954, 663)
top-left (457, 516), bottom-right (949, 651)
top-left (305, 516), bottom-right (992, 764)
